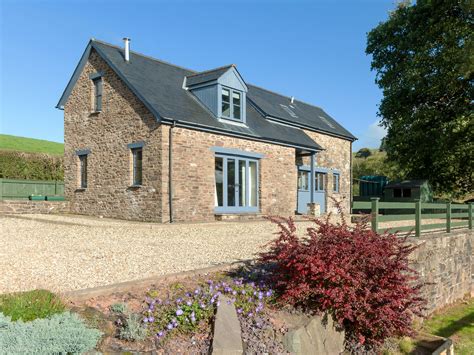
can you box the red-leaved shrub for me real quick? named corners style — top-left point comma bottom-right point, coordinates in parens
top-left (259, 209), bottom-right (425, 346)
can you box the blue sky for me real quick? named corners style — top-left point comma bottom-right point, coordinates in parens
top-left (0, 0), bottom-right (393, 150)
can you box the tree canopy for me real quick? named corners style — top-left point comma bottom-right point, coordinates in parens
top-left (366, 0), bottom-right (473, 197)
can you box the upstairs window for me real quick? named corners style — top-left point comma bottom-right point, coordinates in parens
top-left (79, 154), bottom-right (88, 189)
top-left (131, 147), bottom-right (143, 186)
top-left (221, 87), bottom-right (242, 121)
top-left (93, 77), bottom-right (103, 112)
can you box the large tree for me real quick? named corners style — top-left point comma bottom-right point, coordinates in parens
top-left (366, 0), bottom-right (473, 197)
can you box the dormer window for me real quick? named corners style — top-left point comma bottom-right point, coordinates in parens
top-left (221, 87), bottom-right (242, 121)
top-left (186, 65), bottom-right (247, 124)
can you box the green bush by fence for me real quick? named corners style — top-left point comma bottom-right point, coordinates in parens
top-left (353, 198), bottom-right (473, 236)
top-left (0, 150), bottom-right (63, 181)
top-left (0, 178), bottom-right (64, 200)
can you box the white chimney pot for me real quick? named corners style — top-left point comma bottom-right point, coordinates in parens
top-left (123, 37), bottom-right (130, 62)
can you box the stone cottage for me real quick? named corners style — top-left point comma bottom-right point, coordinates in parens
top-left (57, 38), bottom-right (356, 222)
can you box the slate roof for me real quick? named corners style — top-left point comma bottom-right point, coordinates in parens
top-left (58, 39), bottom-right (356, 151)
top-left (185, 65), bottom-right (235, 87)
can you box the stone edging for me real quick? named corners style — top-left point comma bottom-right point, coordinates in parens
top-left (65, 260), bottom-right (252, 302)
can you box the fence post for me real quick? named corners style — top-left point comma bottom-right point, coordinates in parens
top-left (371, 197), bottom-right (379, 233)
top-left (446, 201), bottom-right (451, 233)
top-left (469, 203), bottom-right (473, 230)
top-left (415, 199), bottom-right (421, 237)
top-left (0, 178), bottom-right (3, 200)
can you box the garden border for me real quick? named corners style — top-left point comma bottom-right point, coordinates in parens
top-left (65, 260), bottom-right (251, 302)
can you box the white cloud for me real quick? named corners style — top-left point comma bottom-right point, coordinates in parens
top-left (353, 120), bottom-right (387, 150)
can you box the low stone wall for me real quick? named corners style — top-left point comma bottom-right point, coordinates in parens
top-left (409, 229), bottom-right (473, 315)
top-left (0, 199), bottom-right (70, 215)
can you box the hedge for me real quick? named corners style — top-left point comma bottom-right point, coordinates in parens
top-left (0, 150), bottom-right (63, 181)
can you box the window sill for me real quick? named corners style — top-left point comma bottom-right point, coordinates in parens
top-left (75, 188), bottom-right (87, 192)
top-left (214, 207), bottom-right (259, 214)
top-left (128, 185), bottom-right (142, 189)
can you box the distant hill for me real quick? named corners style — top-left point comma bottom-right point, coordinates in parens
top-left (0, 134), bottom-right (64, 155)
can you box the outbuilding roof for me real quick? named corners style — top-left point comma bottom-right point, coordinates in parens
top-left (57, 39), bottom-right (357, 151)
top-left (385, 180), bottom-right (429, 188)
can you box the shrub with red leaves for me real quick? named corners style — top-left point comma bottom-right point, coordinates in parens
top-left (259, 208), bottom-right (425, 347)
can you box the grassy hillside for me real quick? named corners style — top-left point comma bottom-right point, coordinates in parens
top-left (0, 134), bottom-right (64, 155)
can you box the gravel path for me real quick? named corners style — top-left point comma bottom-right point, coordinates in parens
top-left (0, 214), bottom-right (313, 294)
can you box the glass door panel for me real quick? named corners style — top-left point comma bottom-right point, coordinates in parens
top-left (227, 159), bottom-right (236, 206)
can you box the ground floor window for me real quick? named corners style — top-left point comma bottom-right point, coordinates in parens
top-left (215, 155), bottom-right (258, 212)
top-left (297, 171), bottom-right (309, 190)
top-left (79, 154), bottom-right (88, 189)
top-left (333, 173), bottom-right (340, 192)
top-left (315, 172), bottom-right (326, 191)
top-left (131, 147), bottom-right (143, 186)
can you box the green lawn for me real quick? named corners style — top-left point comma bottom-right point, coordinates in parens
top-left (422, 298), bottom-right (474, 355)
top-left (0, 134), bottom-right (64, 155)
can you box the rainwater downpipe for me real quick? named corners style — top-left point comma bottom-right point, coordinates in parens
top-left (169, 121), bottom-right (176, 223)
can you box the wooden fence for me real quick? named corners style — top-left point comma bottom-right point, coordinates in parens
top-left (352, 198), bottom-right (473, 237)
top-left (0, 178), bottom-right (64, 200)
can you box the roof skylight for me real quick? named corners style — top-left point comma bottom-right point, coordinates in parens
top-left (280, 104), bottom-right (298, 118)
top-left (319, 115), bottom-right (335, 129)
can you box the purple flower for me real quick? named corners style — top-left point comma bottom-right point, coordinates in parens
top-left (157, 331), bottom-right (164, 337)
top-left (167, 323), bottom-right (173, 330)
top-left (237, 308), bottom-right (243, 314)
top-left (148, 316), bottom-right (155, 322)
top-left (176, 309), bottom-right (184, 316)
top-left (241, 290), bottom-right (246, 295)
top-left (186, 300), bottom-right (193, 306)
top-left (258, 292), bottom-right (263, 300)
top-left (200, 303), bottom-right (206, 309)
top-left (194, 288), bottom-right (201, 295)
top-left (143, 317), bottom-right (149, 323)
top-left (248, 312), bottom-right (253, 317)
top-left (232, 291), bottom-right (237, 295)
top-left (217, 301), bottom-right (221, 307)
top-left (176, 298), bottom-right (182, 304)
top-left (266, 290), bottom-right (273, 297)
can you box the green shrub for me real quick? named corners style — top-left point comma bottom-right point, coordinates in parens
top-left (0, 290), bottom-right (65, 322)
top-left (0, 150), bottom-right (63, 181)
top-left (110, 303), bottom-right (128, 314)
top-left (119, 313), bottom-right (147, 341)
top-left (0, 312), bottom-right (102, 353)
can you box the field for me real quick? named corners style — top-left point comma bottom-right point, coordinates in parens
top-left (0, 134), bottom-right (64, 155)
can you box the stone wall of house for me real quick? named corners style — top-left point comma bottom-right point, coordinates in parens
top-left (409, 229), bottom-right (473, 314)
top-left (0, 200), bottom-right (70, 215)
top-left (301, 131), bottom-right (352, 214)
top-left (160, 126), bottom-right (298, 223)
top-left (63, 49), bottom-right (352, 223)
top-left (64, 50), bottom-right (164, 222)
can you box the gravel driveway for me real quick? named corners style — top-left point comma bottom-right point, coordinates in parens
top-left (0, 214), bottom-right (304, 294)
top-left (1, 213), bottom-right (447, 294)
